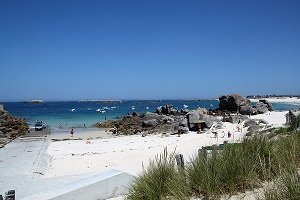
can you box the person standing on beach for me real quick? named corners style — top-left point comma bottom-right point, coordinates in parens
top-left (70, 128), bottom-right (74, 137)
top-left (227, 131), bottom-right (231, 138)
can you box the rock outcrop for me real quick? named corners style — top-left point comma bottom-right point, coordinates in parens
top-left (187, 111), bottom-right (216, 131)
top-left (255, 99), bottom-right (273, 114)
top-left (156, 104), bottom-right (179, 115)
top-left (0, 109), bottom-right (29, 147)
top-left (219, 94), bottom-right (251, 112)
top-left (218, 95), bottom-right (273, 115)
top-left (259, 99), bottom-right (273, 111)
top-left (239, 105), bottom-right (258, 115)
top-left (96, 110), bottom-right (184, 135)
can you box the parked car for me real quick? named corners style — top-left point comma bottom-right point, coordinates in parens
top-left (34, 121), bottom-right (46, 131)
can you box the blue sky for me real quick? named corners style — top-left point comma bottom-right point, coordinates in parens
top-left (0, 0), bottom-right (299, 101)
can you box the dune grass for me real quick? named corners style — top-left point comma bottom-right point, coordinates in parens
top-left (126, 131), bottom-right (300, 200)
top-left (126, 149), bottom-right (190, 200)
top-left (262, 172), bottom-right (300, 200)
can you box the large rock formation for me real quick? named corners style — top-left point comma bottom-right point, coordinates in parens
top-left (239, 105), bottom-right (258, 115)
top-left (218, 95), bottom-right (273, 115)
top-left (187, 111), bottom-right (216, 131)
top-left (96, 111), bottom-right (184, 135)
top-left (0, 108), bottom-right (29, 147)
top-left (255, 99), bottom-right (273, 114)
top-left (259, 99), bottom-right (273, 111)
top-left (219, 94), bottom-right (251, 112)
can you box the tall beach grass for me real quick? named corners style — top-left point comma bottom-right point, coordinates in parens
top-left (126, 130), bottom-right (300, 200)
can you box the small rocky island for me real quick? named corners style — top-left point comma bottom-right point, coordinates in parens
top-left (0, 105), bottom-right (29, 147)
top-left (96, 94), bottom-right (273, 136)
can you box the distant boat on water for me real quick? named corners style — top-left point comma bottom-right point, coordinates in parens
top-left (146, 107), bottom-right (149, 110)
top-left (23, 100), bottom-right (44, 104)
top-left (183, 104), bottom-right (188, 108)
top-left (131, 106), bottom-right (135, 110)
top-left (96, 109), bottom-right (101, 112)
top-left (70, 109), bottom-right (76, 112)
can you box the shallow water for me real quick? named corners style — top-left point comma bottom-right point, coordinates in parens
top-left (1, 100), bottom-right (299, 129)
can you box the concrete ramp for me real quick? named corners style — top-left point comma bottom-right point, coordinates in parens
top-left (20, 170), bottom-right (134, 200)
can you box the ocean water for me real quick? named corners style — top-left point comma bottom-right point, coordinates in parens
top-left (1, 100), bottom-right (299, 129)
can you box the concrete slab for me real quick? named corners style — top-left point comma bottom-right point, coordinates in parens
top-left (0, 136), bottom-right (49, 196)
top-left (19, 170), bottom-right (134, 200)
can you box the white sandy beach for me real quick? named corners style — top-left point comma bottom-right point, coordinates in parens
top-left (249, 97), bottom-right (300, 105)
top-left (46, 111), bottom-right (288, 178)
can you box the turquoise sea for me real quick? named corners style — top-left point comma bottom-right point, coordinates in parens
top-left (1, 100), bottom-right (299, 129)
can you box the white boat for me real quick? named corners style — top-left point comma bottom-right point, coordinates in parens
top-left (87, 108), bottom-right (91, 111)
top-left (210, 104), bottom-right (213, 107)
top-left (131, 106), bottom-right (135, 110)
top-left (183, 104), bottom-right (188, 109)
top-left (70, 109), bottom-right (76, 112)
top-left (101, 110), bottom-right (106, 113)
top-left (96, 109), bottom-right (101, 112)
top-left (111, 106), bottom-right (117, 109)
top-left (146, 107), bottom-right (149, 110)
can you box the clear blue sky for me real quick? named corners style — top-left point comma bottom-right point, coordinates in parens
top-left (0, 0), bottom-right (299, 101)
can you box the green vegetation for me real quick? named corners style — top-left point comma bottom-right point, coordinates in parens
top-left (126, 125), bottom-right (300, 200)
top-left (126, 149), bottom-right (190, 200)
top-left (263, 172), bottom-right (300, 200)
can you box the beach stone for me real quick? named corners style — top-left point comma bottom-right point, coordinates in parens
top-left (162, 116), bottom-right (174, 124)
top-left (132, 112), bottom-right (138, 117)
top-left (187, 112), bottom-right (200, 125)
top-left (219, 94), bottom-right (251, 112)
top-left (180, 109), bottom-right (189, 114)
top-left (142, 119), bottom-right (158, 127)
top-left (239, 105), bottom-right (258, 115)
top-left (187, 111), bottom-right (215, 130)
top-left (196, 108), bottom-right (209, 115)
top-left (259, 99), bottom-right (273, 111)
top-left (244, 119), bottom-right (258, 127)
top-left (156, 104), bottom-right (181, 115)
top-left (222, 113), bottom-right (234, 123)
top-left (179, 118), bottom-right (188, 127)
top-left (256, 102), bottom-right (269, 114)
top-left (247, 125), bottom-right (260, 132)
top-left (258, 119), bottom-right (269, 124)
top-left (199, 114), bottom-right (214, 128)
top-left (179, 126), bottom-right (189, 134)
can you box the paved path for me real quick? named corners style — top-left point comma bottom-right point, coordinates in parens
top-left (0, 129), bottom-right (50, 197)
